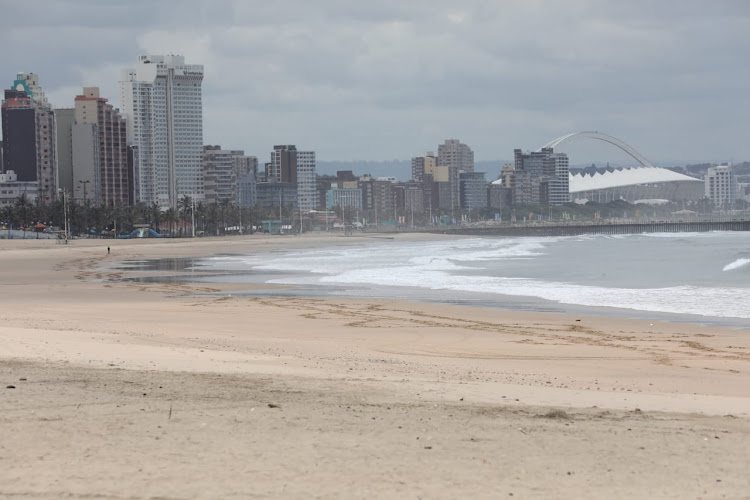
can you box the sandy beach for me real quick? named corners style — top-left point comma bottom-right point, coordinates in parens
top-left (1, 234), bottom-right (749, 499)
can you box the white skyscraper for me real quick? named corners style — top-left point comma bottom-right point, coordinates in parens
top-left (119, 55), bottom-right (204, 207)
top-left (705, 164), bottom-right (737, 208)
top-left (296, 151), bottom-right (317, 212)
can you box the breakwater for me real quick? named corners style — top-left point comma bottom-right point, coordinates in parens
top-left (431, 219), bottom-right (750, 237)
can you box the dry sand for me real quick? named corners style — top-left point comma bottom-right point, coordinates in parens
top-left (1, 234), bottom-right (749, 499)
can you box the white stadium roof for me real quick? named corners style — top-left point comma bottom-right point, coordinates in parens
top-left (568, 167), bottom-right (701, 193)
top-left (491, 166), bottom-right (701, 193)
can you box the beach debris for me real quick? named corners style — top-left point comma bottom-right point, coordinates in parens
top-left (268, 403), bottom-right (281, 408)
top-left (424, 446), bottom-right (432, 450)
top-left (541, 409), bottom-right (570, 419)
top-left (19, 378), bottom-right (27, 381)
top-left (6, 385), bottom-right (15, 389)
top-left (575, 319), bottom-right (581, 322)
top-left (518, 428), bottom-right (527, 435)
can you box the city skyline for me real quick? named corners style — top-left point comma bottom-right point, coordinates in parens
top-left (1, 1), bottom-right (749, 165)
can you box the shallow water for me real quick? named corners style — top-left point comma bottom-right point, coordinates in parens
top-left (120, 231), bottom-right (750, 328)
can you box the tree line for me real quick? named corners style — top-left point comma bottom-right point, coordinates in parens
top-left (2, 193), bottom-right (746, 238)
top-left (1, 195), bottom-right (288, 237)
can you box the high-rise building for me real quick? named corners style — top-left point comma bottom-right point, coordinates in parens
top-left (460, 171), bottom-right (488, 209)
top-left (71, 87), bottom-right (131, 205)
top-left (202, 146), bottom-right (245, 205)
top-left (12, 73), bottom-right (49, 106)
top-left (237, 174), bottom-right (257, 208)
top-left (359, 177), bottom-right (395, 224)
top-left (411, 152), bottom-right (437, 182)
top-left (269, 145), bottom-right (297, 183)
top-left (268, 145), bottom-right (317, 212)
top-left (438, 139), bottom-right (474, 173)
top-left (541, 152), bottom-right (570, 206)
top-left (423, 161), bottom-right (459, 210)
top-left (499, 163), bottom-right (514, 188)
top-left (234, 154), bottom-right (257, 208)
top-left (512, 148), bottom-right (569, 206)
top-left (120, 55), bottom-right (204, 207)
top-left (296, 150), bottom-right (317, 212)
top-left (54, 108), bottom-right (75, 194)
top-left (1, 73), bottom-right (56, 202)
top-left (403, 184), bottom-right (424, 220)
top-left (256, 182), bottom-right (297, 210)
top-left (234, 154), bottom-right (258, 179)
top-left (326, 184), bottom-right (362, 210)
top-left (705, 164), bottom-right (737, 208)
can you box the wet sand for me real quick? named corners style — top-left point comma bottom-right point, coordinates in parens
top-left (1, 235), bottom-right (749, 499)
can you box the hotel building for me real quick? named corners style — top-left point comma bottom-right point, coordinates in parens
top-left (1, 73), bottom-right (56, 202)
top-left (120, 55), bottom-right (204, 207)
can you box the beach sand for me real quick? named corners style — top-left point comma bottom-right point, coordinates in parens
top-left (1, 235), bottom-right (749, 499)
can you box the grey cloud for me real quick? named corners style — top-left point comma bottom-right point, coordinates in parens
top-left (1, 0), bottom-right (749, 163)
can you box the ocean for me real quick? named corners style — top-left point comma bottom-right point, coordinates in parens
top-left (183, 231), bottom-right (750, 326)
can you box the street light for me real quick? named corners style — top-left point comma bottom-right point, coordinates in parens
top-left (57, 188), bottom-right (69, 240)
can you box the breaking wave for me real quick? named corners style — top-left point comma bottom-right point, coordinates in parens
top-left (723, 258), bottom-right (750, 272)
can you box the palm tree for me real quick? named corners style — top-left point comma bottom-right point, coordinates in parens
top-left (14, 194), bottom-right (31, 229)
top-left (164, 208), bottom-right (177, 236)
top-left (149, 202), bottom-right (161, 232)
top-left (178, 195), bottom-right (193, 237)
top-left (123, 205), bottom-right (140, 235)
top-left (110, 203), bottom-right (124, 236)
top-left (218, 199), bottom-right (231, 233)
top-left (206, 203), bottom-right (220, 236)
top-left (195, 202), bottom-right (206, 235)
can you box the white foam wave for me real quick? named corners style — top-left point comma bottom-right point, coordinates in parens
top-left (200, 233), bottom-right (750, 320)
top-left (723, 258), bottom-right (750, 272)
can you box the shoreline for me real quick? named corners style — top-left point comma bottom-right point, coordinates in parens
top-left (107, 234), bottom-right (750, 330)
top-left (2, 234), bottom-right (750, 498)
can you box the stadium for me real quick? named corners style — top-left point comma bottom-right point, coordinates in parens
top-left (544, 132), bottom-right (704, 204)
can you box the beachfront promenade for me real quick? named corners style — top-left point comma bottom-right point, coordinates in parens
top-left (430, 218), bottom-right (750, 237)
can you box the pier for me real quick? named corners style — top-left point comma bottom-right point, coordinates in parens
top-left (431, 219), bottom-right (750, 237)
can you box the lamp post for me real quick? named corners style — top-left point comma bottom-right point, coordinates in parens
top-left (393, 192), bottom-right (397, 227)
top-left (58, 188), bottom-right (69, 240)
top-left (178, 179), bottom-right (196, 238)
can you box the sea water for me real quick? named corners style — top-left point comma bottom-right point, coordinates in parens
top-left (198, 231), bottom-right (750, 324)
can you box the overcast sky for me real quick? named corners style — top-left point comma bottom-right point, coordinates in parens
top-left (2, 0), bottom-right (749, 165)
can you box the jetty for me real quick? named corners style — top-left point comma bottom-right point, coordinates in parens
top-left (430, 219), bottom-right (750, 237)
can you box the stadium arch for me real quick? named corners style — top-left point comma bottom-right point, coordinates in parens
top-left (538, 131), bottom-right (656, 169)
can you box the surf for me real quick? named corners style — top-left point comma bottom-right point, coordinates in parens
top-left (723, 258), bottom-right (750, 272)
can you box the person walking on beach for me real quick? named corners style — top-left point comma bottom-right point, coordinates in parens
top-left (107, 245), bottom-right (110, 255)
